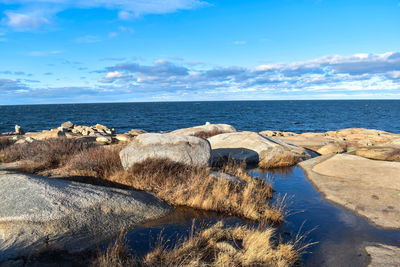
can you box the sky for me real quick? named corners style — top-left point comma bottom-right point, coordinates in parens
top-left (0, 0), bottom-right (399, 104)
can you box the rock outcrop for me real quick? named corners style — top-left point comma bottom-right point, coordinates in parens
top-left (208, 131), bottom-right (311, 168)
top-left (353, 147), bottom-right (400, 161)
top-left (0, 171), bottom-right (171, 261)
top-left (364, 243), bottom-right (400, 267)
top-left (119, 133), bottom-right (211, 169)
top-left (299, 154), bottom-right (400, 229)
top-left (317, 142), bottom-right (346, 155)
top-left (269, 128), bottom-right (400, 152)
top-left (14, 122), bottom-right (147, 145)
top-left (259, 130), bottom-right (296, 137)
top-left (170, 122), bottom-right (237, 138)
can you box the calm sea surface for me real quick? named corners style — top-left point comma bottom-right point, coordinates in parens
top-left (1, 100), bottom-right (400, 133)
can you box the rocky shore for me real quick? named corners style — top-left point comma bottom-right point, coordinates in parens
top-left (1, 122), bottom-right (400, 266)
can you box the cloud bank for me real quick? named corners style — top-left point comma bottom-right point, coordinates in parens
top-left (1, 52), bottom-right (400, 104)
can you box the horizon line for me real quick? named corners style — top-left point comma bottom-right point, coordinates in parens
top-left (1, 98), bottom-right (400, 107)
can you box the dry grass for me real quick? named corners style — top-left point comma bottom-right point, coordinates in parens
top-left (93, 221), bottom-right (299, 267)
top-left (92, 232), bottom-right (140, 267)
top-left (108, 159), bottom-right (282, 224)
top-left (258, 151), bottom-right (298, 169)
top-left (0, 138), bottom-right (96, 172)
top-left (65, 145), bottom-right (124, 179)
top-left (145, 221), bottom-right (298, 267)
top-left (0, 138), bottom-right (124, 178)
top-left (0, 136), bottom-right (15, 152)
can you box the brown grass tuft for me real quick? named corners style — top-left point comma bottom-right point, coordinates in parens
top-left (108, 159), bottom-right (281, 224)
top-left (93, 222), bottom-right (299, 267)
top-left (258, 151), bottom-right (297, 169)
top-left (91, 231), bottom-right (140, 267)
top-left (0, 136), bottom-right (15, 151)
top-left (65, 145), bottom-right (124, 179)
top-left (145, 221), bottom-right (298, 267)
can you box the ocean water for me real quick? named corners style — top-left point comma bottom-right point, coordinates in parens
top-left (1, 100), bottom-right (400, 133)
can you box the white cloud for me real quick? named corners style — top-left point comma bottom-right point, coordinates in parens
top-left (25, 50), bottom-right (61, 56)
top-left (108, 32), bottom-right (118, 38)
top-left (1, 0), bottom-right (207, 29)
top-left (233, 40), bottom-right (246, 45)
top-left (118, 10), bottom-right (134, 20)
top-left (118, 26), bottom-right (135, 34)
top-left (75, 35), bottom-right (101, 43)
top-left (4, 11), bottom-right (50, 30)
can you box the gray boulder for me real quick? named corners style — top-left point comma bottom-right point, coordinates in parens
top-left (0, 171), bottom-right (171, 261)
top-left (119, 133), bottom-right (211, 169)
top-left (208, 131), bottom-right (311, 168)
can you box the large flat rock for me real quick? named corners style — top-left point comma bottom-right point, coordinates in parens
top-left (170, 123), bottom-right (236, 137)
top-left (299, 154), bottom-right (400, 229)
top-left (208, 131), bottom-right (311, 168)
top-left (365, 244), bottom-right (400, 267)
top-left (263, 128), bottom-right (400, 154)
top-left (0, 171), bottom-right (171, 261)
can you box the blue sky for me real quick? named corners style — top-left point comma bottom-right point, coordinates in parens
top-left (0, 0), bottom-right (399, 104)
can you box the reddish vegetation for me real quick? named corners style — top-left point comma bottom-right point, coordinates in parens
top-left (192, 130), bottom-right (226, 139)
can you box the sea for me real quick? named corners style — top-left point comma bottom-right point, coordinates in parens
top-left (1, 100), bottom-right (400, 134)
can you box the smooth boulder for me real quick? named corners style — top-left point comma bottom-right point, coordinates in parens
top-left (119, 133), bottom-right (211, 169)
top-left (299, 154), bottom-right (400, 229)
top-left (170, 122), bottom-right (237, 137)
top-left (208, 131), bottom-right (311, 168)
top-left (354, 147), bottom-right (400, 161)
top-left (0, 171), bottom-right (171, 261)
top-left (317, 142), bottom-right (346, 155)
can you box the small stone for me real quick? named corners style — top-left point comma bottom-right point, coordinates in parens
top-left (115, 134), bottom-right (131, 142)
top-left (96, 136), bottom-right (112, 144)
top-left (61, 121), bottom-right (74, 129)
top-left (14, 125), bottom-right (24, 135)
